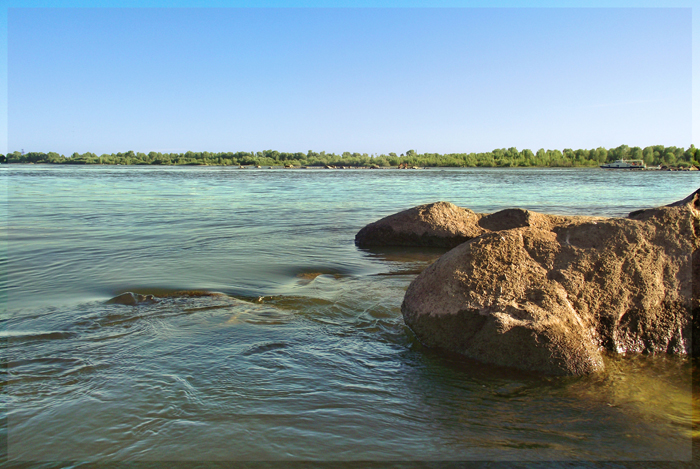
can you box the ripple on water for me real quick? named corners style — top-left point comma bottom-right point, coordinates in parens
top-left (3, 287), bottom-right (695, 462)
top-left (4, 166), bottom-right (698, 462)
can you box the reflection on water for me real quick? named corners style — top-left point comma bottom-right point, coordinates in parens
top-left (1, 166), bottom-right (697, 464)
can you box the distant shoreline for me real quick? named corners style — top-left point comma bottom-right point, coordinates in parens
top-left (3, 162), bottom-right (699, 171)
top-left (2, 144), bottom-right (697, 169)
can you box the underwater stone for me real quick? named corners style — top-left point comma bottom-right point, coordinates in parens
top-left (106, 292), bottom-right (159, 305)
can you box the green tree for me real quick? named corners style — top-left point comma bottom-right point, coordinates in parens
top-left (630, 146), bottom-right (643, 161)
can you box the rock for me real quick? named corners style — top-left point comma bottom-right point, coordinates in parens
top-left (355, 202), bottom-right (486, 249)
top-left (106, 292), bottom-right (159, 305)
top-left (400, 189), bottom-right (699, 375)
top-left (477, 208), bottom-right (533, 231)
top-left (356, 203), bottom-right (603, 248)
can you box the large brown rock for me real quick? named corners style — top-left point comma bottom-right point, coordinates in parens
top-left (355, 202), bottom-right (604, 248)
top-left (400, 189), bottom-right (699, 375)
top-left (355, 202), bottom-right (485, 248)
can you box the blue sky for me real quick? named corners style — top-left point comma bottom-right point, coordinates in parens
top-left (2, 1), bottom-right (697, 156)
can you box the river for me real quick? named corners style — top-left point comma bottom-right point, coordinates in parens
top-left (1, 165), bottom-right (698, 465)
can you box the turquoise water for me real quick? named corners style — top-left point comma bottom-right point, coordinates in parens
top-left (1, 165), bottom-right (698, 464)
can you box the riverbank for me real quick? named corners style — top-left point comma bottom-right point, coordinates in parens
top-left (5, 161), bottom-right (700, 171)
top-left (3, 144), bottom-right (697, 168)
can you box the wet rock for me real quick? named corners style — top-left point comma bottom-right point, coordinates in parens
top-left (106, 292), bottom-right (159, 305)
top-left (355, 202), bottom-right (486, 248)
top-left (401, 189), bottom-right (699, 375)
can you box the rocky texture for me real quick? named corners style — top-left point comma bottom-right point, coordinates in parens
top-left (355, 202), bottom-right (606, 249)
top-left (476, 208), bottom-right (600, 232)
top-left (398, 189), bottom-right (699, 375)
top-left (355, 202), bottom-right (486, 248)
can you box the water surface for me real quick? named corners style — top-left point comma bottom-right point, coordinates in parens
top-left (1, 166), bottom-right (697, 464)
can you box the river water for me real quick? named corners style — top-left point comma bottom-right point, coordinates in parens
top-left (1, 165), bottom-right (698, 465)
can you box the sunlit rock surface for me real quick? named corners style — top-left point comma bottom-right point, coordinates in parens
top-left (396, 189), bottom-right (699, 375)
top-left (354, 201), bottom-right (486, 248)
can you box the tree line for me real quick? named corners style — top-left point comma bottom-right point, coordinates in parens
top-left (1, 145), bottom-right (697, 168)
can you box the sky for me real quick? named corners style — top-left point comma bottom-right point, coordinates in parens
top-left (2, 1), bottom-right (697, 156)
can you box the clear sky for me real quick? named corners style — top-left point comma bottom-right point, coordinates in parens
top-left (2, 1), bottom-right (697, 156)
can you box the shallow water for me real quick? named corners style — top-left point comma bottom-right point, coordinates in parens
top-left (1, 165), bottom-right (698, 464)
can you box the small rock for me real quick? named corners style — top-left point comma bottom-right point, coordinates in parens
top-left (106, 292), bottom-right (159, 306)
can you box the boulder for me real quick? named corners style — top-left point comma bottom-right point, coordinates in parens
top-left (355, 202), bottom-right (486, 248)
top-left (400, 189), bottom-right (699, 375)
top-left (356, 202), bottom-right (604, 248)
top-left (476, 208), bottom-right (597, 232)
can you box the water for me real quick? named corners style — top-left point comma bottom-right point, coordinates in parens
top-left (1, 165), bottom-right (698, 464)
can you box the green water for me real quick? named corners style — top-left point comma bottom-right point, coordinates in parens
top-left (1, 165), bottom-right (697, 464)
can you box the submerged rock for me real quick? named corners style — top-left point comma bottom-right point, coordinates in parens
top-left (106, 292), bottom-right (159, 305)
top-left (355, 201), bottom-right (485, 248)
top-left (399, 189), bottom-right (699, 376)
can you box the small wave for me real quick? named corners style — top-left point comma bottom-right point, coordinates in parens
top-left (0, 330), bottom-right (77, 341)
top-left (374, 268), bottom-right (426, 276)
top-left (225, 307), bottom-right (294, 325)
top-left (7, 357), bottom-right (89, 377)
top-left (183, 304), bottom-right (236, 313)
top-left (105, 290), bottom-right (228, 305)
